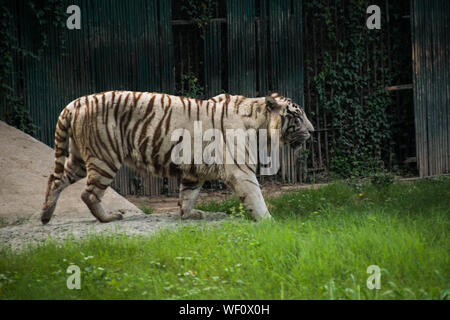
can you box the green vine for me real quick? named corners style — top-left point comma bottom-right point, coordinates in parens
top-left (306, 0), bottom-right (399, 178)
top-left (180, 0), bottom-right (215, 33)
top-left (0, 0), bottom-right (66, 134)
top-left (180, 71), bottom-right (205, 98)
top-left (3, 97), bottom-right (38, 135)
top-left (27, 0), bottom-right (67, 57)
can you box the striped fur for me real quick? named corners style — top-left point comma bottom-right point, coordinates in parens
top-left (41, 91), bottom-right (314, 224)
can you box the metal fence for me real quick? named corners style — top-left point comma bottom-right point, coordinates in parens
top-left (411, 0), bottom-right (450, 177)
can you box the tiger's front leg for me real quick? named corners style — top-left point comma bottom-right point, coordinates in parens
top-left (178, 179), bottom-right (204, 219)
top-left (225, 170), bottom-right (272, 221)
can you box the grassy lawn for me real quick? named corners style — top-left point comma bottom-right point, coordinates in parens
top-left (0, 177), bottom-right (449, 299)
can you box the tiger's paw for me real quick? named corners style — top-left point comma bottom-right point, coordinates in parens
top-left (180, 209), bottom-right (205, 220)
top-left (100, 212), bottom-right (124, 223)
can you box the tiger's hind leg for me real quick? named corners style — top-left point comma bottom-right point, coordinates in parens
top-left (41, 143), bottom-right (87, 224)
top-left (178, 179), bottom-right (204, 219)
top-left (81, 158), bottom-right (123, 223)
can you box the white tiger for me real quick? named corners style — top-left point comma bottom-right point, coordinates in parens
top-left (41, 91), bottom-right (314, 224)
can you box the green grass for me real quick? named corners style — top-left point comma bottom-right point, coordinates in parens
top-left (139, 205), bottom-right (154, 215)
top-left (0, 177), bottom-right (449, 299)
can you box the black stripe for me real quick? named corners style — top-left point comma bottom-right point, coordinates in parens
top-left (88, 163), bottom-right (114, 180)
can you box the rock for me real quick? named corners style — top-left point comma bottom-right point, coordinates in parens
top-left (0, 121), bottom-right (142, 225)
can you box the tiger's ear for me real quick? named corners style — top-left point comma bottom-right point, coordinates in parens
top-left (265, 96), bottom-right (281, 113)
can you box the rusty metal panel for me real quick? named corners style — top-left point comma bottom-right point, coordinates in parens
top-left (411, 0), bottom-right (450, 176)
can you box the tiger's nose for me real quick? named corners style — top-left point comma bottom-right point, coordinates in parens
top-left (306, 120), bottom-right (314, 133)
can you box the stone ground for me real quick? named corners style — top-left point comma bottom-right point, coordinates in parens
top-left (0, 211), bottom-right (230, 251)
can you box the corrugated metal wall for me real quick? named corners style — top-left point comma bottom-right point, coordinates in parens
top-left (204, 20), bottom-right (223, 97)
top-left (411, 0), bottom-right (450, 176)
top-left (226, 0), bottom-right (304, 102)
top-left (227, 0), bottom-right (256, 96)
top-left (227, 0), bottom-right (305, 183)
top-left (268, 0), bottom-right (304, 183)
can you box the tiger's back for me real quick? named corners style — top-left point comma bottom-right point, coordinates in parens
top-left (67, 91), bottom-right (183, 179)
top-left (67, 91), bottom-right (255, 176)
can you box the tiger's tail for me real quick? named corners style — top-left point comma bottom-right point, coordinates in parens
top-left (41, 108), bottom-right (72, 224)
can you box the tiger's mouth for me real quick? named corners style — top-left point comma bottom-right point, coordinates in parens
top-left (288, 131), bottom-right (311, 145)
top-left (297, 132), bottom-right (311, 141)
top-left (286, 131), bottom-right (311, 156)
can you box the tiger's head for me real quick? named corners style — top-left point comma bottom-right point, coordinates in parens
top-left (265, 92), bottom-right (314, 154)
